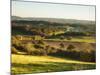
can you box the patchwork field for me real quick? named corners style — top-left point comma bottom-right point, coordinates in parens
top-left (11, 54), bottom-right (96, 74)
top-left (11, 14), bottom-right (96, 74)
top-left (21, 39), bottom-right (96, 51)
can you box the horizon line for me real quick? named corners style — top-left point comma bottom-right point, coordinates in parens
top-left (12, 15), bottom-right (95, 21)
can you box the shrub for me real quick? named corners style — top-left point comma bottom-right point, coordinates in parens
top-left (79, 51), bottom-right (91, 62)
top-left (23, 43), bottom-right (47, 56)
top-left (31, 49), bottom-right (41, 55)
top-left (90, 50), bottom-right (96, 62)
top-left (59, 43), bottom-right (65, 50)
top-left (45, 45), bottom-right (51, 54)
top-left (50, 47), bottom-right (57, 53)
top-left (34, 44), bottom-right (44, 49)
top-left (37, 40), bottom-right (46, 45)
top-left (66, 36), bottom-right (72, 40)
top-left (79, 50), bottom-right (96, 62)
top-left (24, 43), bottom-right (35, 55)
top-left (31, 49), bottom-right (47, 56)
top-left (60, 36), bottom-right (65, 40)
top-left (67, 44), bottom-right (75, 51)
top-left (11, 47), bottom-right (18, 54)
top-left (40, 49), bottom-right (47, 56)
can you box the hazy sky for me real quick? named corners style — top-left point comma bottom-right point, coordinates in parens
top-left (12, 1), bottom-right (95, 21)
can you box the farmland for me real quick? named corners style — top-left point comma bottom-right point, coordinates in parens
top-left (12, 54), bottom-right (95, 74)
top-left (11, 17), bottom-right (96, 74)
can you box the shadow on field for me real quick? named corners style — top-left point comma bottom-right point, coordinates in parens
top-left (49, 50), bottom-right (96, 63)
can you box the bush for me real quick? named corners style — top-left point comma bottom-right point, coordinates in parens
top-left (90, 50), bottom-right (96, 62)
top-left (79, 50), bottom-right (96, 62)
top-left (31, 49), bottom-right (41, 55)
top-left (24, 43), bottom-right (35, 55)
top-left (50, 47), bottom-right (57, 53)
top-left (59, 43), bottom-right (65, 49)
top-left (60, 36), bottom-right (65, 40)
top-left (45, 45), bottom-right (51, 54)
top-left (66, 36), bottom-right (72, 40)
top-left (67, 44), bottom-right (75, 51)
top-left (30, 49), bottom-right (47, 56)
top-left (49, 46), bottom-right (95, 62)
top-left (34, 44), bottom-right (44, 49)
top-left (23, 43), bottom-right (47, 56)
top-left (12, 36), bottom-right (20, 46)
top-left (11, 47), bottom-right (18, 54)
top-left (37, 40), bottom-right (46, 45)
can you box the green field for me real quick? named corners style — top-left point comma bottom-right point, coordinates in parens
top-left (11, 54), bottom-right (96, 74)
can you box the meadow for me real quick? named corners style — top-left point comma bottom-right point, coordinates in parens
top-left (11, 19), bottom-right (96, 74)
top-left (12, 54), bottom-right (96, 74)
top-left (44, 36), bottom-right (95, 43)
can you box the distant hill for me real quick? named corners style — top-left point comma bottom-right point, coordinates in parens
top-left (11, 16), bottom-right (95, 25)
top-left (11, 16), bottom-right (22, 20)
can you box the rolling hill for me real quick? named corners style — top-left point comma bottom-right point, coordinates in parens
top-left (11, 16), bottom-right (95, 25)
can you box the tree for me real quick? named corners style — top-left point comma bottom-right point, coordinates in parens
top-left (25, 43), bottom-right (34, 55)
top-left (66, 36), bottom-right (72, 40)
top-left (45, 45), bottom-right (51, 54)
top-left (37, 40), bottom-right (45, 45)
top-left (59, 43), bottom-right (65, 50)
top-left (11, 47), bottom-right (18, 54)
top-left (67, 44), bottom-right (75, 51)
top-left (60, 36), bottom-right (65, 40)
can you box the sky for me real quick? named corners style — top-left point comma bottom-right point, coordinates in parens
top-left (12, 1), bottom-right (95, 21)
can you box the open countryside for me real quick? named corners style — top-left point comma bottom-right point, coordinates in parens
top-left (12, 1), bottom-right (96, 74)
top-left (11, 17), bottom-right (96, 74)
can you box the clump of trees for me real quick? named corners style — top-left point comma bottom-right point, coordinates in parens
top-left (12, 36), bottom-right (95, 62)
top-left (49, 44), bottom-right (95, 62)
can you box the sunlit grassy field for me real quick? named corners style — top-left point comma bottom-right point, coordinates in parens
top-left (11, 54), bottom-right (96, 74)
top-left (45, 37), bottom-right (95, 43)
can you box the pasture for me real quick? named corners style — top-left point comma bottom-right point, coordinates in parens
top-left (45, 36), bottom-right (95, 43)
top-left (11, 54), bottom-right (96, 74)
top-left (11, 19), bottom-right (96, 74)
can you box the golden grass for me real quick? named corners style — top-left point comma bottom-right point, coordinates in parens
top-left (45, 37), bottom-right (96, 43)
top-left (12, 54), bottom-right (95, 65)
top-left (11, 54), bottom-right (96, 74)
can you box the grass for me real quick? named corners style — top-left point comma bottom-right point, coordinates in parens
top-left (44, 37), bottom-right (95, 43)
top-left (11, 54), bottom-right (96, 74)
